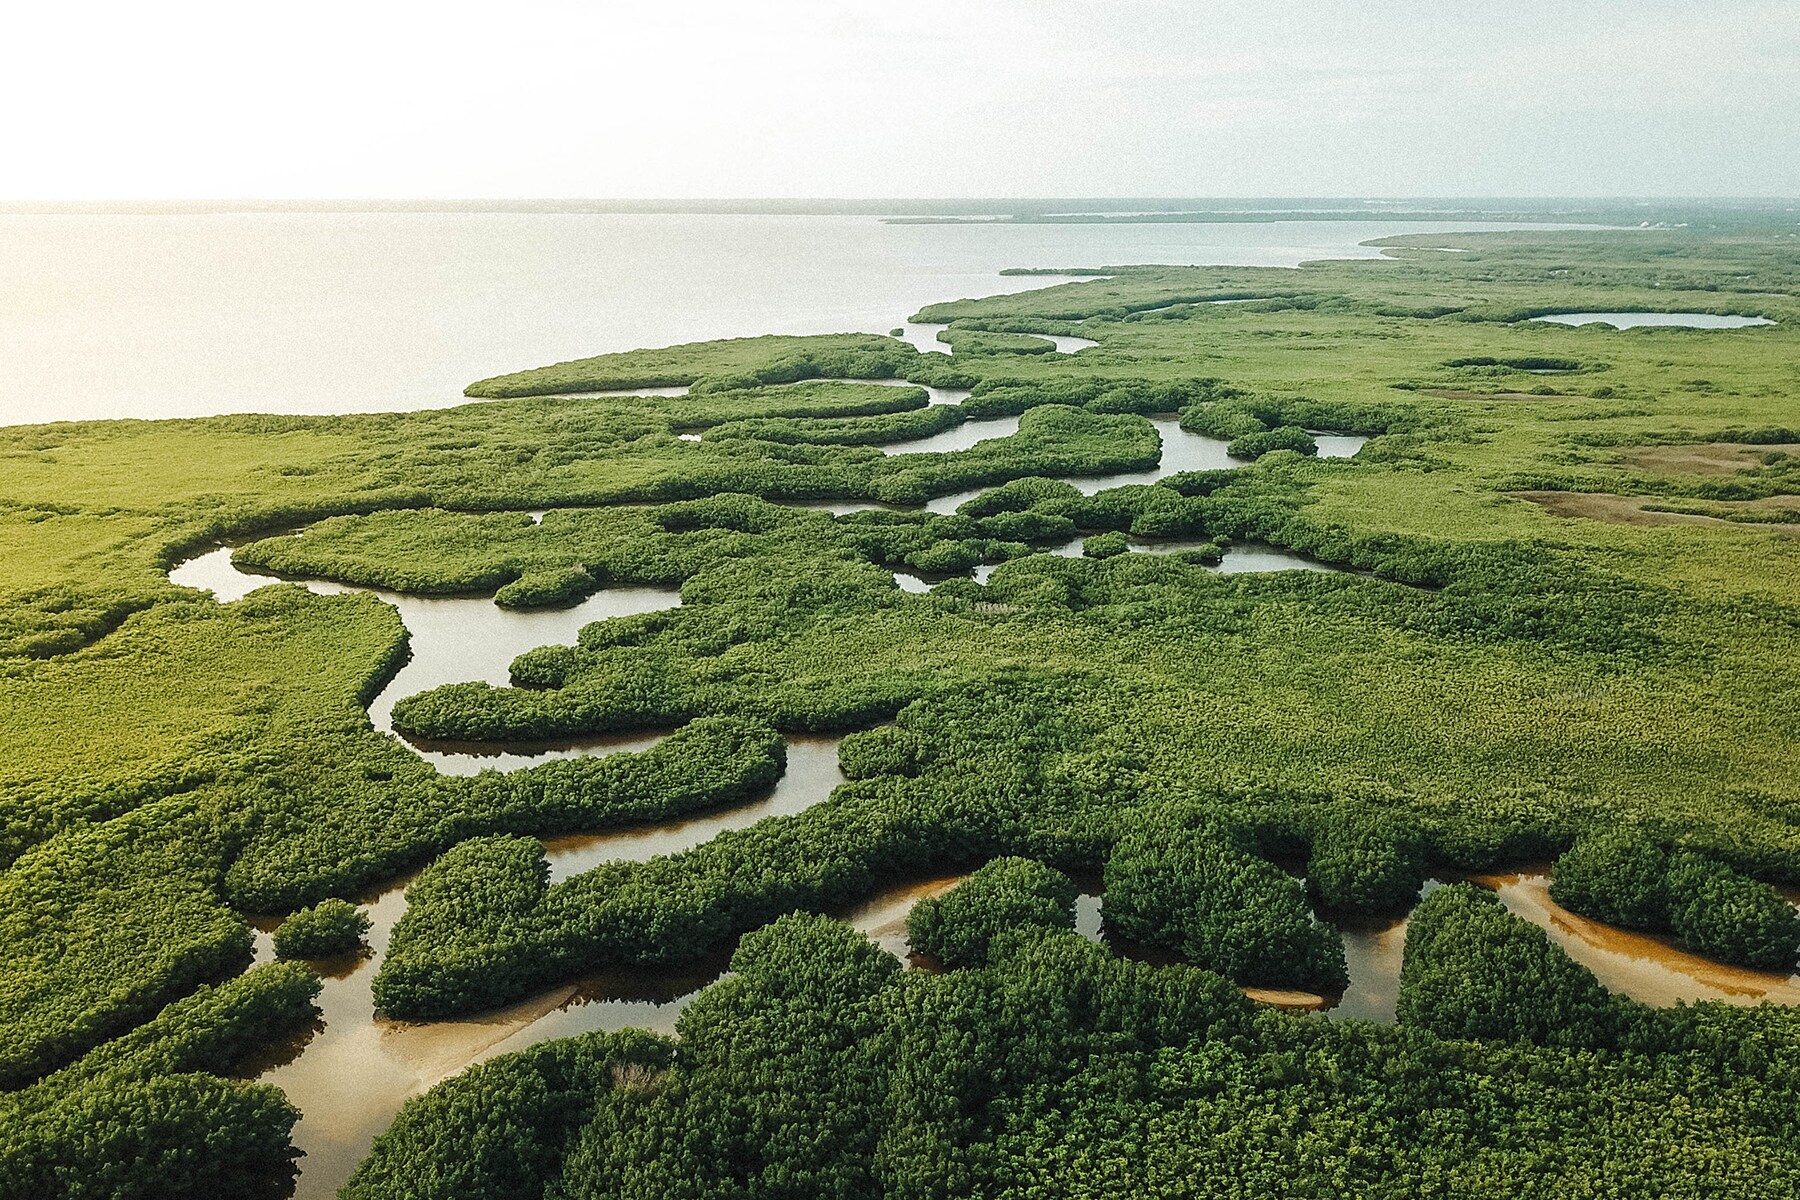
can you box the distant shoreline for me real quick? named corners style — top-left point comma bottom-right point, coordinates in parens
top-left (1, 196), bottom-right (1792, 224)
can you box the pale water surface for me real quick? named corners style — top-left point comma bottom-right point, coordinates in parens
top-left (1533, 311), bottom-right (1775, 329)
top-left (3, 212), bottom-right (1573, 425)
top-left (60, 211), bottom-right (1604, 1195)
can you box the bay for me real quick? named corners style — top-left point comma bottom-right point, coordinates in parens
top-left (3, 210), bottom-right (1564, 425)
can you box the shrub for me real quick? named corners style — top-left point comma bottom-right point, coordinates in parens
top-left (1550, 829), bottom-right (1671, 930)
top-left (273, 898), bottom-right (371, 959)
top-left (1228, 426), bottom-right (1317, 459)
top-left (1306, 809), bottom-right (1426, 915)
top-left (906, 857), bottom-right (1077, 967)
top-left (977, 510), bottom-right (1078, 543)
top-left (1665, 852), bottom-right (1800, 971)
top-left (343, 1029), bottom-right (674, 1200)
top-left (1083, 532), bottom-right (1129, 559)
top-left (1552, 834), bottom-right (1800, 971)
top-left (1397, 883), bottom-right (1627, 1048)
top-left (494, 566), bottom-right (600, 610)
top-left (1103, 813), bottom-right (1347, 992)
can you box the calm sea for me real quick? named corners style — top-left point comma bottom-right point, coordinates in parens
top-left (1, 212), bottom-right (1549, 425)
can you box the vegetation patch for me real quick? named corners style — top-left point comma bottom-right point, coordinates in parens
top-left (9, 227), bottom-right (1800, 1194)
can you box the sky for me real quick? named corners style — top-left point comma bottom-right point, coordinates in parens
top-left (5, 0), bottom-right (1797, 200)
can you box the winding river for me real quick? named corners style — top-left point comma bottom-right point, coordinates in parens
top-left (159, 361), bottom-right (1790, 1199)
top-left (173, 494), bottom-right (1800, 1194)
top-left (170, 548), bottom-right (681, 775)
top-left (163, 395), bottom-right (1369, 1194)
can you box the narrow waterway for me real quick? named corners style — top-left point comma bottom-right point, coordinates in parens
top-left (245, 735), bottom-right (850, 1200)
top-left (847, 869), bottom-right (1800, 1026)
top-left (170, 546), bottom-right (681, 774)
top-left (899, 414), bottom-right (1365, 586)
top-left (160, 380), bottom-right (1369, 1196)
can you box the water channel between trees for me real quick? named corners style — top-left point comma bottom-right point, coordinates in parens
top-left (159, 363), bottom-right (1793, 1198)
top-left (168, 508), bottom-right (1800, 1195)
top-left (155, 387), bottom-right (1383, 1194)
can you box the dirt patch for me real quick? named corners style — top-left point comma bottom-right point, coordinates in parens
top-left (1242, 987), bottom-right (1326, 1011)
top-left (1740, 493), bottom-right (1800, 512)
top-left (1515, 491), bottom-right (1724, 526)
top-left (1621, 443), bottom-right (1800, 475)
top-left (1515, 490), bottom-right (1800, 531)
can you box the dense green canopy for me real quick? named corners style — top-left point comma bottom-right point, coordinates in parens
top-left (5, 224), bottom-right (1800, 1196)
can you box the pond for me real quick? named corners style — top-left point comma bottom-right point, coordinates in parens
top-left (1532, 312), bottom-right (1775, 329)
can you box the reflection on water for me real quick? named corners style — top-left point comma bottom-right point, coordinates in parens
top-left (838, 877), bottom-right (964, 963)
top-left (1532, 312), bottom-right (1775, 329)
top-left (258, 732), bottom-right (846, 1200)
top-left (1312, 433), bottom-right (1368, 458)
top-left (1331, 917), bottom-right (1409, 1022)
top-left (169, 544), bottom-right (680, 774)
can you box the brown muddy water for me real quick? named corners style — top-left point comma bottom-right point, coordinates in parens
top-left (250, 734), bottom-right (848, 1199)
top-left (248, 839), bottom-right (1800, 1198)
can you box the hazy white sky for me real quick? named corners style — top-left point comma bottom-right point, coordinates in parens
top-left (6, 0), bottom-right (1796, 199)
